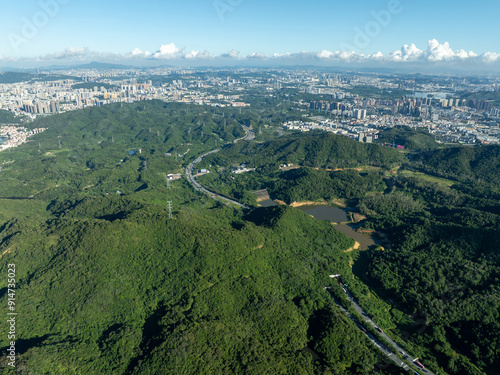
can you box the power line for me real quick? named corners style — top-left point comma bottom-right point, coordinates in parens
top-left (167, 201), bottom-right (173, 219)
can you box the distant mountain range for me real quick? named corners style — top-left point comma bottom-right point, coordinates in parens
top-left (0, 62), bottom-right (140, 72)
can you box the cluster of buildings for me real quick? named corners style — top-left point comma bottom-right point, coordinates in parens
top-left (304, 94), bottom-right (499, 145)
top-left (0, 67), bottom-right (499, 147)
top-left (0, 69), bottom-right (253, 119)
top-left (0, 125), bottom-right (46, 151)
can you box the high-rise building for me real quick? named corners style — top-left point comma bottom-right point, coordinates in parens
top-left (353, 109), bottom-right (366, 119)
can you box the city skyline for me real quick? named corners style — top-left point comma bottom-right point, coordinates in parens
top-left (1, 0), bottom-right (500, 70)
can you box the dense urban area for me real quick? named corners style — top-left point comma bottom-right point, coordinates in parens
top-left (1, 67), bottom-right (500, 151)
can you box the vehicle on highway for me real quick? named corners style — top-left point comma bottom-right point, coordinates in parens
top-left (357, 325), bottom-right (366, 332)
top-left (415, 360), bottom-right (425, 369)
top-left (376, 327), bottom-right (383, 333)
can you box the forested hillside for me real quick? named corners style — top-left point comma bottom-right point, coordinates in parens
top-left (0, 102), bottom-right (405, 374)
top-left (0, 109), bottom-right (22, 124)
top-left (411, 145), bottom-right (500, 186)
top-left (199, 133), bottom-right (500, 375)
top-left (0, 100), bottom-right (244, 202)
top-left (1, 197), bottom-right (391, 374)
top-left (376, 126), bottom-right (439, 151)
top-left (363, 175), bottom-right (500, 375)
top-left (205, 131), bottom-right (404, 170)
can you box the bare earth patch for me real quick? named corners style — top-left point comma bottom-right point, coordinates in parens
top-left (345, 241), bottom-right (361, 252)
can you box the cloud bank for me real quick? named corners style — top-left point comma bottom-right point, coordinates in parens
top-left (316, 39), bottom-right (493, 64)
top-left (1, 40), bottom-right (499, 68)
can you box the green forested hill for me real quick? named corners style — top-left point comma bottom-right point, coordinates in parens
top-left (206, 131), bottom-right (405, 171)
top-left (4, 99), bottom-right (498, 374)
top-left (0, 198), bottom-right (389, 374)
top-left (376, 126), bottom-right (439, 151)
top-left (196, 128), bottom-right (500, 374)
top-left (0, 102), bottom-right (402, 374)
top-left (361, 175), bottom-right (500, 375)
top-left (0, 100), bottom-right (243, 201)
top-left (0, 109), bottom-right (22, 124)
top-left (268, 168), bottom-right (387, 204)
top-left (411, 145), bottom-right (500, 186)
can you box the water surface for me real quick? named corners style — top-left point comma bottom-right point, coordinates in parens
top-left (298, 205), bottom-right (348, 223)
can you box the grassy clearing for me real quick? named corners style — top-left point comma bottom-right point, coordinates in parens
top-left (398, 169), bottom-right (456, 186)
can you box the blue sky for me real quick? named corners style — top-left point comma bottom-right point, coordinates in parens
top-left (1, 0), bottom-right (499, 67)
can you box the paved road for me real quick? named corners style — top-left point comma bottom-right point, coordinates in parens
top-left (334, 285), bottom-right (434, 375)
top-left (185, 124), bottom-right (254, 209)
top-left (330, 296), bottom-right (411, 372)
top-left (233, 124), bottom-right (255, 142)
top-left (186, 123), bottom-right (434, 374)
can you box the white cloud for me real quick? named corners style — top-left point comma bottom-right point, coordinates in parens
top-left (3, 40), bottom-right (499, 69)
top-left (317, 50), bottom-right (334, 59)
top-left (425, 39), bottom-right (476, 61)
top-left (131, 48), bottom-right (149, 57)
top-left (246, 52), bottom-right (267, 59)
top-left (388, 43), bottom-right (424, 61)
top-left (481, 52), bottom-right (500, 63)
top-left (221, 49), bottom-right (240, 58)
top-left (185, 50), bottom-right (214, 59)
top-left (150, 43), bottom-right (183, 59)
top-left (273, 52), bottom-right (291, 58)
top-left (38, 47), bottom-right (91, 61)
top-left (314, 40), bottom-right (496, 66)
top-left (317, 50), bottom-right (366, 62)
top-left (369, 51), bottom-right (385, 61)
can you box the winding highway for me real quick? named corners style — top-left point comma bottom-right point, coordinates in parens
top-left (185, 123), bottom-right (435, 374)
top-left (185, 123), bottom-right (254, 209)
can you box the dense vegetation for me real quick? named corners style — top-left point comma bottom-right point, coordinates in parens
top-left (200, 134), bottom-right (500, 375)
top-left (362, 174), bottom-right (500, 375)
top-left (0, 109), bottom-right (22, 124)
top-left (1, 196), bottom-right (392, 374)
top-left (269, 169), bottom-right (387, 204)
top-left (1, 98), bottom-right (499, 374)
top-left (0, 100), bottom-right (244, 202)
top-left (203, 131), bottom-right (404, 171)
top-left (411, 145), bottom-right (500, 187)
top-left (0, 72), bottom-right (35, 83)
top-left (376, 126), bottom-right (439, 151)
top-left (459, 91), bottom-right (500, 106)
top-left (345, 86), bottom-right (413, 100)
top-left (0, 72), bottom-right (75, 84)
top-left (0, 102), bottom-right (402, 374)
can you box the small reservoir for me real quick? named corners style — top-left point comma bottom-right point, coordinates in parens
top-left (297, 205), bottom-right (348, 223)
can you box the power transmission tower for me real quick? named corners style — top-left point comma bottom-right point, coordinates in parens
top-left (167, 201), bottom-right (173, 219)
top-left (167, 178), bottom-right (171, 189)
